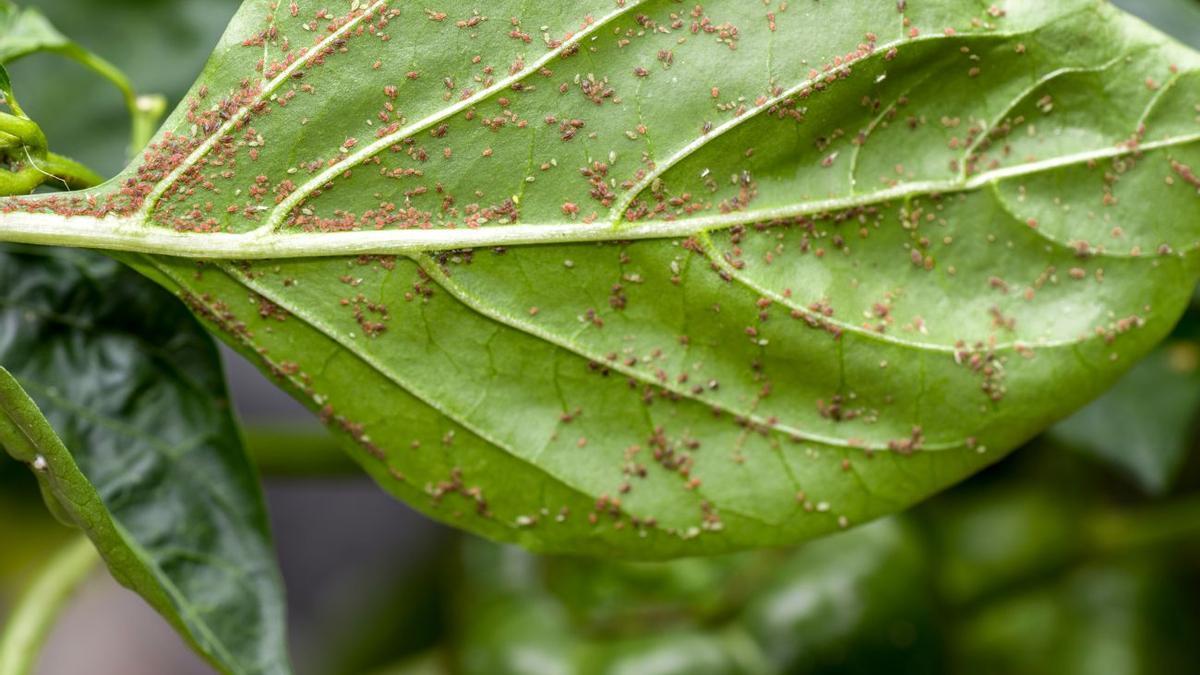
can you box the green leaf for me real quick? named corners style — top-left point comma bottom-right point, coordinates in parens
top-left (0, 246), bottom-right (291, 675)
top-left (3, 1), bottom-right (1200, 556)
top-left (736, 519), bottom-right (938, 674)
top-left (1053, 338), bottom-right (1200, 494)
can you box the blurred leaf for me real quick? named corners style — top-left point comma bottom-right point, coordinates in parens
top-left (954, 561), bottom-right (1200, 675)
top-left (366, 652), bottom-right (450, 675)
top-left (577, 632), bottom-right (752, 675)
top-left (926, 484), bottom-right (1088, 605)
top-left (320, 543), bottom-right (452, 675)
top-left (739, 520), bottom-right (939, 675)
top-left (454, 544), bottom-right (573, 675)
top-left (452, 519), bottom-right (938, 675)
top-left (1053, 340), bottom-right (1200, 494)
top-left (0, 246), bottom-right (291, 675)
top-left (541, 552), bottom-right (765, 633)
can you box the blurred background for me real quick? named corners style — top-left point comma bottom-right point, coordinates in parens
top-left (2, 1), bottom-right (1200, 674)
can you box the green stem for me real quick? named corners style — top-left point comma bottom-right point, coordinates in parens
top-left (0, 109), bottom-right (102, 194)
top-left (39, 153), bottom-right (104, 190)
top-left (0, 152), bottom-right (103, 196)
top-left (130, 95), bottom-right (166, 157)
top-left (60, 49), bottom-right (137, 117)
top-left (0, 537), bottom-right (100, 675)
top-left (0, 113), bottom-right (46, 153)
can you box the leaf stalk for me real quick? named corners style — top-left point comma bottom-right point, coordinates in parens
top-left (0, 537), bottom-right (99, 675)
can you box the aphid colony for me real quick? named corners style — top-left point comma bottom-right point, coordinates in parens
top-left (5, 0), bottom-right (1196, 550)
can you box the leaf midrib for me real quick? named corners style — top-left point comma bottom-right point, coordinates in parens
top-left (6, 125), bottom-right (1197, 262)
top-left (142, 0), bottom-right (1115, 237)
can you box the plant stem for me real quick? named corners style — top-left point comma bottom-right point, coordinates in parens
top-left (38, 154), bottom-right (103, 190)
top-left (0, 153), bottom-right (102, 196)
top-left (130, 95), bottom-right (167, 157)
top-left (0, 537), bottom-right (99, 675)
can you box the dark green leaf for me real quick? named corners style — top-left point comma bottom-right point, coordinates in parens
top-left (0, 246), bottom-right (290, 675)
top-left (2, 0), bottom-right (1200, 556)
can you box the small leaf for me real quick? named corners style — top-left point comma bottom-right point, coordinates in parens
top-left (2, 1), bottom-right (1200, 556)
top-left (0, 246), bottom-right (291, 675)
top-left (925, 484), bottom-right (1088, 604)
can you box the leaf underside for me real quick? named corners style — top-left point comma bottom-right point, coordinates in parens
top-left (9, 0), bottom-right (1200, 557)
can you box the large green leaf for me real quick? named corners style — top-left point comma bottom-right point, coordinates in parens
top-left (2, 0), bottom-right (1200, 556)
top-left (0, 246), bottom-right (290, 674)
